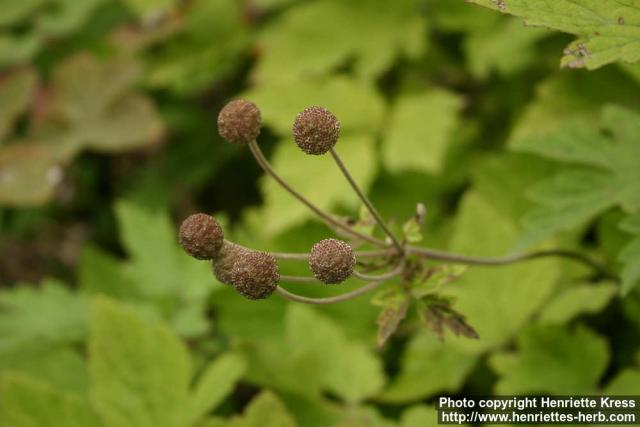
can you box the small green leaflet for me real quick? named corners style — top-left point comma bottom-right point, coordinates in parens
top-left (372, 288), bottom-right (410, 349)
top-left (468, 0), bottom-right (640, 69)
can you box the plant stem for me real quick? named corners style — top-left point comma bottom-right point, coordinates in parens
top-left (248, 140), bottom-right (386, 247)
top-left (329, 148), bottom-right (404, 255)
top-left (406, 245), bottom-right (618, 281)
top-left (275, 280), bottom-right (387, 305)
top-left (352, 263), bottom-right (404, 281)
top-left (280, 275), bottom-right (319, 284)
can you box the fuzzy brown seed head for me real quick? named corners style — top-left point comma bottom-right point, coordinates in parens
top-left (179, 214), bottom-right (224, 260)
top-left (231, 251), bottom-right (279, 300)
top-left (217, 99), bottom-right (261, 144)
top-left (292, 106), bottom-right (340, 155)
top-left (213, 241), bottom-right (248, 285)
top-left (309, 238), bottom-right (355, 284)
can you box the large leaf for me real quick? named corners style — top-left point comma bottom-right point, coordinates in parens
top-left (444, 191), bottom-right (560, 353)
top-left (243, 305), bottom-right (384, 403)
top-left (383, 89), bottom-right (461, 174)
top-left (0, 373), bottom-right (101, 427)
top-left (255, 0), bottom-right (426, 82)
top-left (468, 0), bottom-right (640, 69)
top-left (513, 106), bottom-right (640, 248)
top-left (490, 325), bottom-right (609, 394)
top-left (89, 297), bottom-right (191, 427)
top-left (379, 333), bottom-right (477, 403)
top-left (538, 283), bottom-right (617, 325)
top-left (189, 353), bottom-right (246, 424)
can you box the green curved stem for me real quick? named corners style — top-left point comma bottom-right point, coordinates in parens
top-left (329, 148), bottom-right (404, 255)
top-left (275, 280), bottom-right (387, 305)
top-left (248, 140), bottom-right (386, 247)
top-left (406, 246), bottom-right (618, 281)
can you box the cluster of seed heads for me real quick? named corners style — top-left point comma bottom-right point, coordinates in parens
top-left (178, 99), bottom-right (359, 300)
top-left (176, 96), bottom-right (608, 349)
top-left (179, 213), bottom-right (355, 299)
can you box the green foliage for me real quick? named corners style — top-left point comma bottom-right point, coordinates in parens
top-left (490, 325), bottom-right (609, 394)
top-left (0, 279), bottom-right (88, 353)
top-left (255, 0), bottom-right (426, 82)
top-left (384, 89), bottom-right (461, 173)
top-left (514, 105), bottom-right (640, 291)
top-left (2, 0), bottom-right (640, 425)
top-left (1, 373), bottom-right (101, 427)
top-left (469, 0), bottom-right (640, 69)
top-left (89, 297), bottom-right (191, 427)
top-left (227, 391), bottom-right (298, 427)
top-left (243, 305), bottom-right (384, 404)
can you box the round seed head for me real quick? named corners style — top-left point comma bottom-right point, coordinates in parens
top-left (231, 251), bottom-right (279, 300)
top-left (217, 99), bottom-right (261, 144)
top-left (213, 241), bottom-right (248, 285)
top-left (292, 106), bottom-right (340, 155)
top-left (179, 213), bottom-right (224, 260)
top-left (309, 238), bottom-right (355, 284)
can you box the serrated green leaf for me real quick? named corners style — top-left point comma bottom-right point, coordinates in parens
top-left (0, 279), bottom-right (88, 353)
top-left (379, 333), bottom-right (477, 403)
top-left (374, 288), bottom-right (409, 349)
top-left (410, 264), bottom-right (467, 299)
top-left (1, 373), bottom-right (101, 427)
top-left (78, 245), bottom-right (136, 299)
top-left (468, 0), bottom-right (640, 69)
top-left (384, 89), bottom-right (461, 174)
top-left (513, 105), bottom-right (640, 249)
top-left (255, 0), bottom-right (426, 82)
top-left (189, 353), bottom-right (246, 424)
top-left (490, 325), bottom-right (609, 394)
top-left (538, 283), bottom-right (617, 325)
top-left (89, 297), bottom-right (191, 427)
top-left (227, 391), bottom-right (298, 427)
top-left (509, 69), bottom-right (640, 146)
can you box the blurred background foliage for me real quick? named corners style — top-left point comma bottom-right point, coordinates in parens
top-left (0, 0), bottom-right (639, 426)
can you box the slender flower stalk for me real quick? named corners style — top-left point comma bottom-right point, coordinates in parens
top-left (248, 140), bottom-right (386, 247)
top-left (329, 148), bottom-right (404, 255)
top-left (405, 245), bottom-right (617, 281)
top-left (276, 280), bottom-right (387, 305)
top-left (352, 263), bottom-right (404, 281)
